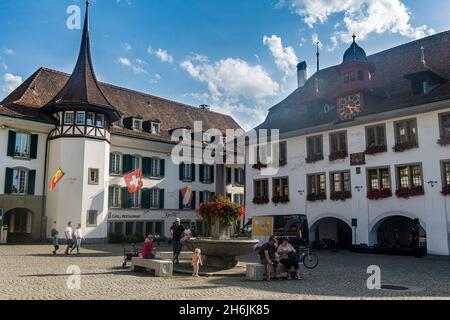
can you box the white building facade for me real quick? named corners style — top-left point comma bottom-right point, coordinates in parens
top-left (246, 33), bottom-right (450, 256)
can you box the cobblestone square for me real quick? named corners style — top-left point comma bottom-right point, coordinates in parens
top-left (0, 244), bottom-right (449, 300)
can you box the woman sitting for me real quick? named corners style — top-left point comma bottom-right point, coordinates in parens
top-left (277, 237), bottom-right (301, 280)
top-left (141, 236), bottom-right (155, 259)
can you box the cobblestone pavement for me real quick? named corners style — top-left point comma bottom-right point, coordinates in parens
top-left (0, 244), bottom-right (449, 300)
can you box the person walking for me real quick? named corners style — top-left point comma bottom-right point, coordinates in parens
top-left (411, 219), bottom-right (422, 258)
top-left (51, 229), bottom-right (60, 255)
top-left (71, 224), bottom-right (84, 254)
top-left (170, 218), bottom-right (185, 264)
top-left (64, 222), bottom-right (74, 255)
top-left (259, 236), bottom-right (278, 281)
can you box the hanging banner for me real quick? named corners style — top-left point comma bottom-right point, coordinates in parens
top-left (252, 217), bottom-right (274, 246)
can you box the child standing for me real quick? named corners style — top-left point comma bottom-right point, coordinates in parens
top-left (191, 248), bottom-right (202, 277)
top-left (51, 229), bottom-right (59, 255)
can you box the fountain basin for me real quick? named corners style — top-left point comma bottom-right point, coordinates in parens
top-left (186, 238), bottom-right (259, 269)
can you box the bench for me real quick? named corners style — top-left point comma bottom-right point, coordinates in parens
top-left (155, 251), bottom-right (193, 261)
top-left (246, 263), bottom-right (299, 281)
top-left (131, 257), bottom-right (173, 277)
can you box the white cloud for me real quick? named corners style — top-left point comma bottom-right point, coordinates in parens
top-left (3, 48), bottom-right (15, 56)
top-left (155, 48), bottom-right (174, 64)
top-left (263, 35), bottom-right (299, 81)
top-left (280, 0), bottom-right (435, 46)
top-left (122, 43), bottom-right (132, 52)
top-left (0, 57), bottom-right (7, 71)
top-left (117, 57), bottom-right (147, 74)
top-left (1, 73), bottom-right (22, 94)
top-left (181, 55), bottom-right (279, 130)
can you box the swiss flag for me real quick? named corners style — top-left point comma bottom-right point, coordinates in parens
top-left (124, 168), bottom-right (143, 193)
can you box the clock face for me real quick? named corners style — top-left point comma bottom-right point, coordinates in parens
top-left (338, 94), bottom-right (362, 120)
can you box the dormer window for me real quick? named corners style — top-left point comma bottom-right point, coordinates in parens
top-left (133, 119), bottom-right (143, 131)
top-left (151, 122), bottom-right (161, 135)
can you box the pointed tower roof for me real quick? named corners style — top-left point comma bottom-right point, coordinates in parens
top-left (43, 1), bottom-right (120, 120)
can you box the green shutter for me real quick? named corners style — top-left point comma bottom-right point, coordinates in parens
top-left (160, 159), bottom-right (165, 178)
top-left (191, 164), bottom-right (196, 182)
top-left (179, 163), bottom-right (184, 181)
top-left (30, 134), bottom-right (38, 159)
top-left (199, 164), bottom-right (204, 182)
top-left (122, 155), bottom-right (132, 174)
top-left (142, 157), bottom-right (150, 178)
top-left (235, 169), bottom-right (239, 184)
top-left (226, 168), bottom-right (232, 185)
top-left (121, 187), bottom-right (130, 208)
top-left (159, 189), bottom-right (165, 209)
top-left (109, 154), bottom-right (114, 174)
top-left (141, 188), bottom-right (150, 209)
top-left (191, 191), bottom-right (196, 210)
top-left (27, 170), bottom-right (36, 195)
top-left (179, 190), bottom-right (183, 209)
top-left (210, 166), bottom-right (215, 183)
top-left (4, 168), bottom-right (13, 194)
top-left (108, 186), bottom-right (113, 207)
top-left (7, 131), bottom-right (16, 157)
top-left (199, 191), bottom-right (204, 204)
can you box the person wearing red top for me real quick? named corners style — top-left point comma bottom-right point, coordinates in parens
top-left (141, 236), bottom-right (155, 259)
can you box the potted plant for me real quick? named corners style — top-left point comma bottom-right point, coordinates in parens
top-left (197, 195), bottom-right (246, 240)
top-left (367, 188), bottom-right (393, 200)
top-left (252, 196), bottom-right (270, 205)
top-left (305, 153), bottom-right (324, 163)
top-left (307, 192), bottom-right (327, 202)
top-left (330, 191), bottom-right (352, 201)
top-left (395, 186), bottom-right (425, 199)
top-left (437, 136), bottom-right (450, 146)
top-left (365, 145), bottom-right (387, 155)
top-left (393, 141), bottom-right (417, 152)
top-left (272, 195), bottom-right (290, 204)
top-left (252, 161), bottom-right (268, 170)
top-left (329, 150), bottom-right (348, 161)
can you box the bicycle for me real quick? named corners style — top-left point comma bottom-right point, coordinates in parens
top-left (295, 244), bottom-right (319, 269)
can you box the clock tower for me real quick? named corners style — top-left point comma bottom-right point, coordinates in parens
top-left (336, 35), bottom-right (375, 121)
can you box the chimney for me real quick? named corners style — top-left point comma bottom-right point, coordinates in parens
top-left (297, 61), bottom-right (307, 88)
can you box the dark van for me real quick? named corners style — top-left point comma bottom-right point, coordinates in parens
top-left (240, 214), bottom-right (309, 246)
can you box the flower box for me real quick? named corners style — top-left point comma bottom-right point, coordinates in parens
top-left (253, 196), bottom-right (269, 205)
top-left (307, 193), bottom-right (327, 202)
top-left (392, 141), bottom-right (417, 152)
top-left (395, 186), bottom-right (425, 199)
top-left (441, 185), bottom-right (450, 196)
top-left (305, 154), bottom-right (324, 164)
top-left (329, 150), bottom-right (348, 161)
top-left (367, 188), bottom-right (393, 200)
top-left (437, 136), bottom-right (450, 146)
top-left (272, 195), bottom-right (290, 204)
top-left (330, 191), bottom-right (352, 201)
top-left (365, 145), bottom-right (387, 155)
top-left (252, 161), bottom-right (268, 170)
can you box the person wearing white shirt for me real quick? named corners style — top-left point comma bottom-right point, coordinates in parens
top-left (71, 223), bottom-right (84, 254)
top-left (64, 222), bottom-right (74, 255)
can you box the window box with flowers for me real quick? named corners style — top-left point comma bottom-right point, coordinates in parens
top-left (272, 195), bottom-right (290, 204)
top-left (441, 185), bottom-right (450, 196)
top-left (393, 141), bottom-right (418, 153)
top-left (307, 193), bottom-right (327, 202)
top-left (330, 191), bottom-right (352, 201)
top-left (365, 145), bottom-right (387, 155)
top-left (367, 188), bottom-right (393, 200)
top-left (329, 151), bottom-right (348, 161)
top-left (306, 154), bottom-right (324, 164)
top-left (252, 161), bottom-right (268, 170)
top-left (437, 136), bottom-right (450, 146)
top-left (253, 196), bottom-right (269, 205)
top-left (395, 186), bottom-right (425, 199)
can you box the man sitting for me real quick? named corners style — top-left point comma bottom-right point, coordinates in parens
top-left (259, 236), bottom-right (278, 281)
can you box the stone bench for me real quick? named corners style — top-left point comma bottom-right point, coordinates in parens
top-left (246, 263), bottom-right (299, 281)
top-left (131, 257), bottom-right (173, 277)
top-left (155, 251), bottom-right (193, 261)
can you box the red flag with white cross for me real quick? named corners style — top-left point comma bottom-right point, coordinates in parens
top-left (124, 168), bottom-right (143, 193)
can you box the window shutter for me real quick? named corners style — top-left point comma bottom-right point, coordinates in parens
top-left (191, 191), bottom-right (196, 210)
top-left (27, 170), bottom-right (36, 195)
top-left (199, 191), bottom-right (204, 204)
top-left (179, 163), bottom-right (184, 181)
top-left (226, 168), bottom-right (232, 185)
top-left (109, 154), bottom-right (114, 174)
top-left (191, 164), bottom-right (196, 182)
top-left (141, 188), bottom-right (150, 209)
top-left (160, 159), bottom-right (165, 178)
top-left (142, 157), bottom-right (150, 178)
top-left (235, 169), bottom-right (239, 185)
top-left (4, 168), bottom-right (13, 194)
top-left (7, 131), bottom-right (16, 157)
top-left (30, 134), bottom-right (38, 159)
top-left (179, 190), bottom-right (183, 209)
top-left (108, 186), bottom-right (113, 208)
top-left (159, 189), bottom-right (165, 209)
top-left (121, 187), bottom-right (130, 208)
top-left (210, 166), bottom-right (214, 183)
top-left (122, 155), bottom-right (132, 174)
top-left (199, 164), bottom-right (204, 182)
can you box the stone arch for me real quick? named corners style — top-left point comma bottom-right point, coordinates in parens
top-left (3, 208), bottom-right (34, 243)
top-left (309, 214), bottom-right (353, 249)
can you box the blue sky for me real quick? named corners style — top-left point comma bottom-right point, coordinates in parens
top-left (1, 0), bottom-right (450, 130)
